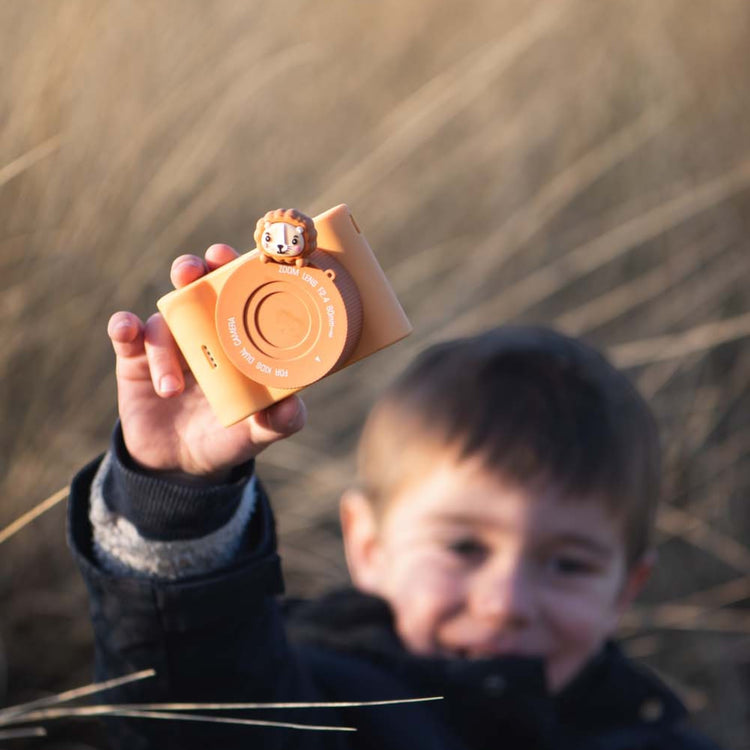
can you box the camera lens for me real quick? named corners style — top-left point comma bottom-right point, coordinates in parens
top-left (215, 250), bottom-right (363, 388)
top-left (252, 289), bottom-right (311, 349)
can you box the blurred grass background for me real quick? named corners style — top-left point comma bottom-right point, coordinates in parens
top-left (0, 0), bottom-right (749, 746)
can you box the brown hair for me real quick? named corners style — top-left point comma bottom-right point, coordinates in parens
top-left (357, 326), bottom-right (660, 567)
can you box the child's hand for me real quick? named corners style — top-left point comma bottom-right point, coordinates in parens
top-left (108, 244), bottom-right (307, 480)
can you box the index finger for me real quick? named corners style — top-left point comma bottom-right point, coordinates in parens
top-left (170, 255), bottom-right (208, 289)
top-left (205, 243), bottom-right (239, 270)
top-left (107, 311), bottom-right (145, 359)
top-left (170, 245), bottom-right (240, 289)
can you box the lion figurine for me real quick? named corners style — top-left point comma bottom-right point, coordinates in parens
top-left (254, 208), bottom-right (317, 267)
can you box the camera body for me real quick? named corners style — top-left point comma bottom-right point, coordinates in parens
top-left (157, 204), bottom-right (412, 426)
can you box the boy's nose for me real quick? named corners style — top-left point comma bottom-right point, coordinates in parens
top-left (468, 561), bottom-right (535, 627)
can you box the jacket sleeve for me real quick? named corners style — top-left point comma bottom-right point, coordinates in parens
top-left (68, 454), bottom-right (341, 750)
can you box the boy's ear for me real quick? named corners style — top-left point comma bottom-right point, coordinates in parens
top-left (616, 549), bottom-right (657, 613)
top-left (339, 490), bottom-right (384, 595)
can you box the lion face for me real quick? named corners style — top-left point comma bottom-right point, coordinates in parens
top-left (261, 221), bottom-right (306, 260)
top-left (254, 208), bottom-right (317, 265)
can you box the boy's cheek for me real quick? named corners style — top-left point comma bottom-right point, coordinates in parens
top-left (540, 585), bottom-right (617, 638)
top-left (385, 567), bottom-right (465, 655)
top-left (388, 567), bottom-right (463, 617)
top-left (382, 548), bottom-right (459, 596)
top-left (392, 598), bottom-right (441, 655)
top-left (543, 598), bottom-right (620, 676)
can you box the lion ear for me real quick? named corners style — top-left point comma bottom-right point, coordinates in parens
top-left (264, 221), bottom-right (271, 231)
top-left (295, 226), bottom-right (304, 234)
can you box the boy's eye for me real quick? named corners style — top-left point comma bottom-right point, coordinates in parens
top-left (549, 556), bottom-right (595, 575)
top-left (448, 538), bottom-right (486, 560)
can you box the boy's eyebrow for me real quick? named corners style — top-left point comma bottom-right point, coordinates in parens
top-left (545, 533), bottom-right (614, 559)
top-left (429, 511), bottom-right (493, 528)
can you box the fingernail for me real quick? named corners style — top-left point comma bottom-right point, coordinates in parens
top-left (113, 318), bottom-right (132, 332)
top-left (159, 375), bottom-right (181, 394)
top-left (177, 258), bottom-right (204, 270)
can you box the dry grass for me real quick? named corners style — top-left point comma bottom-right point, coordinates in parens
top-left (0, 667), bottom-right (440, 736)
top-left (1, 1), bottom-right (749, 747)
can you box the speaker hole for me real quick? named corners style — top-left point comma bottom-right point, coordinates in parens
top-left (202, 345), bottom-right (218, 369)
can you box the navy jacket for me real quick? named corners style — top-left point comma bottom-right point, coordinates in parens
top-left (69, 455), bottom-right (719, 750)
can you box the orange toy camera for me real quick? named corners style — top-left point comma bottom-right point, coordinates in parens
top-left (157, 204), bottom-right (412, 426)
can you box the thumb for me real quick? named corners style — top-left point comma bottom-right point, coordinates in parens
top-left (245, 395), bottom-right (307, 452)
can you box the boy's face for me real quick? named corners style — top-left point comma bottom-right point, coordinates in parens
top-left (341, 457), bottom-right (652, 692)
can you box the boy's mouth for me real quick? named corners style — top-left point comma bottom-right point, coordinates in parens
top-left (442, 641), bottom-right (535, 660)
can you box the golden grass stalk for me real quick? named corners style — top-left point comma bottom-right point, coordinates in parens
top-left (0, 134), bottom-right (62, 189)
top-left (0, 487), bottom-right (69, 547)
top-left (0, 667), bottom-right (441, 735)
top-left (671, 351), bottom-right (750, 469)
top-left (3, 707), bottom-right (355, 733)
top-left (450, 102), bottom-right (676, 290)
top-left (314, 0), bottom-right (566, 210)
top-left (672, 576), bottom-right (750, 611)
top-left (107, 709), bottom-right (355, 733)
top-left (656, 506), bottom-right (750, 574)
top-left (436, 156), bottom-right (750, 341)
top-left (555, 233), bottom-right (720, 334)
top-left (0, 726), bottom-right (46, 740)
top-left (621, 605), bottom-right (750, 634)
top-left (0, 669), bottom-right (156, 721)
top-left (171, 695), bottom-right (443, 710)
top-left (3, 696), bottom-right (442, 723)
top-left (611, 312), bottom-right (750, 368)
top-left (637, 356), bottom-right (700, 401)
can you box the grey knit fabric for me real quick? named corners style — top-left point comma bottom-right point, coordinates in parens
top-left (89, 452), bottom-right (257, 579)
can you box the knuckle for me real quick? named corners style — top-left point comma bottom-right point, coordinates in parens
top-left (171, 254), bottom-right (205, 272)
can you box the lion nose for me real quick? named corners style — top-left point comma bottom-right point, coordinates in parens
top-left (277, 244), bottom-right (285, 251)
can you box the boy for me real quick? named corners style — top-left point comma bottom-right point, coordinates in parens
top-left (69, 246), bottom-right (719, 749)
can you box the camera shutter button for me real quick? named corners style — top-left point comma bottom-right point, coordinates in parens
top-left (216, 250), bottom-right (363, 389)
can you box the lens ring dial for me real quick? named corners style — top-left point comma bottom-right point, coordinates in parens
top-left (216, 250), bottom-right (362, 388)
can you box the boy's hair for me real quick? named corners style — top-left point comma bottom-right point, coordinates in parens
top-left (357, 326), bottom-right (660, 567)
